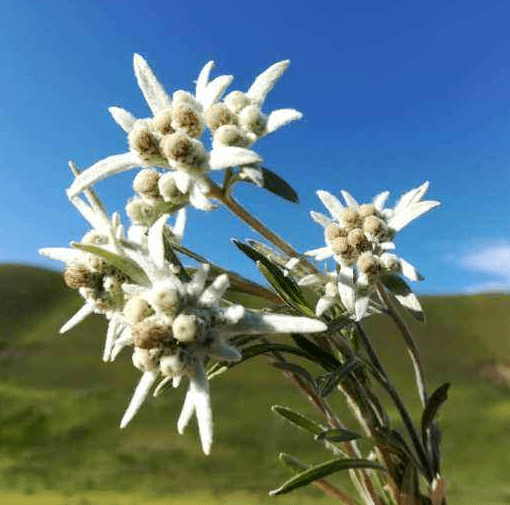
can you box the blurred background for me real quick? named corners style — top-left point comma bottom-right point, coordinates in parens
top-left (0, 0), bottom-right (509, 503)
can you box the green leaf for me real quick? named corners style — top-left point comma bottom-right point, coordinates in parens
top-left (421, 383), bottom-right (450, 447)
top-left (271, 405), bottom-right (324, 436)
top-left (269, 457), bottom-right (386, 496)
top-left (315, 428), bottom-right (361, 443)
top-left (278, 452), bottom-right (308, 471)
top-left (380, 274), bottom-right (424, 322)
top-left (318, 358), bottom-right (362, 397)
top-left (232, 239), bottom-right (313, 316)
top-left (72, 243), bottom-right (149, 285)
top-left (291, 334), bottom-right (341, 372)
top-left (259, 166), bottom-right (299, 203)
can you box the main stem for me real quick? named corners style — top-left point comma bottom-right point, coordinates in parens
top-left (205, 177), bottom-right (318, 274)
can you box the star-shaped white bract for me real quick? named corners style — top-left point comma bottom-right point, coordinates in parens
top-left (305, 182), bottom-right (439, 320)
top-left (66, 54), bottom-right (264, 210)
top-left (110, 222), bottom-right (327, 455)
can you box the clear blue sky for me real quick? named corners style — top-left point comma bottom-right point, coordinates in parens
top-left (1, 0), bottom-right (509, 294)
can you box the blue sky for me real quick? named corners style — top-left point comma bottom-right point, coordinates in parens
top-left (1, 0), bottom-right (509, 294)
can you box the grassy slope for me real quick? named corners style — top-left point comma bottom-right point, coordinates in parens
top-left (0, 264), bottom-right (509, 504)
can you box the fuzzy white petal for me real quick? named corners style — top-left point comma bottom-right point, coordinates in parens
top-left (148, 214), bottom-right (169, 268)
top-left (316, 296), bottom-right (336, 316)
top-left (298, 274), bottom-right (325, 286)
top-left (316, 190), bottom-right (344, 221)
top-left (399, 258), bottom-right (422, 282)
top-left (189, 184), bottom-right (217, 211)
top-left (133, 53), bottom-right (172, 115)
top-left (305, 246), bottom-right (334, 261)
top-left (195, 61), bottom-right (214, 102)
top-left (209, 146), bottom-right (262, 170)
top-left (355, 296), bottom-right (371, 321)
top-left (310, 211), bottom-right (333, 227)
top-left (67, 152), bottom-right (140, 198)
top-left (247, 60), bottom-right (290, 106)
top-left (153, 376), bottom-right (173, 397)
top-left (70, 196), bottom-right (109, 232)
top-left (201, 75), bottom-right (233, 109)
top-left (102, 316), bottom-right (122, 362)
top-left (172, 171), bottom-right (191, 193)
top-left (172, 209), bottom-right (186, 243)
top-left (60, 302), bottom-right (96, 333)
top-left (108, 107), bottom-right (137, 133)
top-left (388, 200), bottom-right (440, 232)
top-left (224, 312), bottom-right (326, 335)
top-left (188, 264), bottom-right (210, 297)
top-left (189, 365), bottom-right (213, 455)
top-left (373, 190), bottom-right (390, 210)
top-left (39, 247), bottom-right (86, 264)
top-left (120, 370), bottom-right (158, 428)
top-left (265, 109), bottom-right (302, 134)
top-left (341, 190), bottom-right (358, 208)
top-left (199, 274), bottom-right (230, 306)
top-left (222, 304), bottom-right (245, 324)
top-left (239, 166), bottom-right (264, 186)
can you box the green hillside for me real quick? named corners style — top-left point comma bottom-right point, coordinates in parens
top-left (0, 264), bottom-right (509, 505)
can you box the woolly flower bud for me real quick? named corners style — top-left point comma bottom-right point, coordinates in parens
top-left (224, 90), bottom-right (251, 113)
top-left (205, 103), bottom-right (238, 131)
top-left (126, 198), bottom-right (157, 226)
top-left (173, 90), bottom-right (200, 108)
top-left (159, 354), bottom-right (184, 377)
top-left (132, 347), bottom-right (160, 372)
top-left (357, 252), bottom-right (382, 278)
top-left (124, 296), bottom-right (152, 324)
top-left (363, 215), bottom-right (388, 241)
top-left (150, 285), bottom-right (179, 315)
top-left (324, 282), bottom-right (338, 297)
top-left (380, 253), bottom-right (400, 272)
top-left (152, 108), bottom-right (174, 135)
top-left (103, 275), bottom-right (122, 294)
top-left (238, 105), bottom-right (267, 136)
top-left (347, 228), bottom-right (371, 252)
top-left (132, 318), bottom-right (173, 350)
top-left (213, 125), bottom-right (251, 147)
top-left (161, 132), bottom-right (208, 174)
top-left (339, 208), bottom-right (362, 231)
top-left (331, 237), bottom-right (357, 265)
top-left (158, 172), bottom-right (188, 203)
top-left (172, 313), bottom-right (197, 343)
top-left (64, 264), bottom-right (98, 289)
top-left (359, 204), bottom-right (377, 218)
top-left (128, 125), bottom-right (162, 162)
top-left (325, 223), bottom-right (346, 243)
top-left (86, 255), bottom-right (109, 273)
top-left (133, 169), bottom-right (161, 198)
top-left (171, 104), bottom-right (204, 138)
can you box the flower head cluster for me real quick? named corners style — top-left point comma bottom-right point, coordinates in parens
top-left (304, 182), bottom-right (439, 319)
top-left (67, 54), bottom-right (301, 211)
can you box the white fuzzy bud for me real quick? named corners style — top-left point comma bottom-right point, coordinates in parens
top-left (173, 90), bottom-right (200, 108)
top-left (205, 103), bottom-right (238, 131)
top-left (171, 105), bottom-right (204, 138)
top-left (124, 296), bottom-right (151, 324)
top-left (158, 172), bottom-right (188, 202)
top-left (213, 125), bottom-right (251, 147)
top-left (133, 169), bottom-right (161, 197)
top-left (238, 105), bottom-right (267, 136)
top-left (159, 354), bottom-right (184, 377)
top-left (128, 125), bottom-right (163, 163)
top-left (357, 252), bottom-right (382, 279)
top-left (132, 347), bottom-right (160, 372)
top-left (126, 198), bottom-right (158, 226)
top-left (339, 207), bottom-right (362, 231)
top-left (161, 132), bottom-right (208, 174)
top-left (149, 285), bottom-right (180, 315)
top-left (172, 313), bottom-right (197, 343)
top-left (152, 108), bottom-right (174, 135)
top-left (224, 90), bottom-right (251, 113)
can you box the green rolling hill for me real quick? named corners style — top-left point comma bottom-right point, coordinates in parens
top-left (0, 264), bottom-right (509, 505)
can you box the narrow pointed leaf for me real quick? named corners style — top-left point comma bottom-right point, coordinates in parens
top-left (259, 166), bottom-right (299, 203)
top-left (380, 274), bottom-right (424, 322)
top-left (291, 334), bottom-right (340, 372)
top-left (271, 405), bottom-right (324, 436)
top-left (421, 383), bottom-right (450, 447)
top-left (269, 457), bottom-right (386, 496)
top-left (315, 428), bottom-right (361, 443)
top-left (72, 243), bottom-right (149, 285)
top-left (271, 361), bottom-right (317, 391)
top-left (318, 358), bottom-right (362, 397)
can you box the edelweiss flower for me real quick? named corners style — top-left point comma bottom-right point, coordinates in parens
top-left (110, 222), bottom-right (327, 455)
top-left (305, 182), bottom-right (439, 319)
top-left (67, 54), bottom-right (263, 210)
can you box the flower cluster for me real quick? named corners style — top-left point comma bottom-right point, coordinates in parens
top-left (67, 54), bottom-right (301, 213)
top-left (303, 182), bottom-right (439, 319)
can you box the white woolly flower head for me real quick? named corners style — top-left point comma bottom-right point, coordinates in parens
top-left (66, 54), bottom-right (271, 211)
top-left (305, 182), bottom-right (439, 320)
